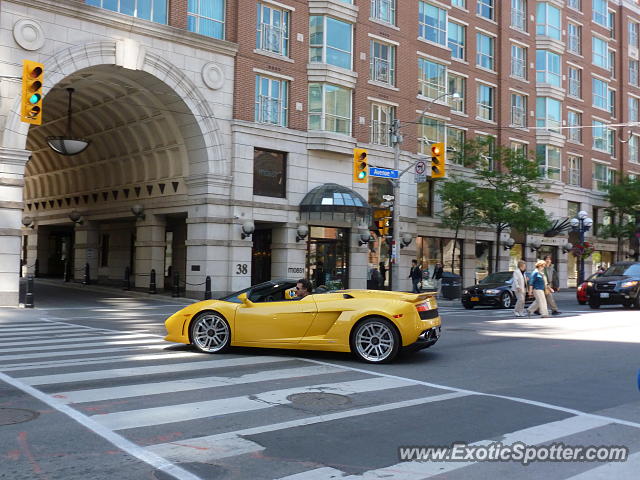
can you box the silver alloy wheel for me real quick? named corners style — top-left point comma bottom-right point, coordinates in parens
top-left (192, 313), bottom-right (230, 353)
top-left (354, 321), bottom-right (395, 362)
top-left (501, 293), bottom-right (512, 308)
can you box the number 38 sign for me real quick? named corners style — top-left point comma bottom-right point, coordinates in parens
top-left (236, 264), bottom-right (248, 275)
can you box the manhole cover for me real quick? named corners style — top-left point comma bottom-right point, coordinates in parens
top-left (287, 392), bottom-right (351, 411)
top-left (0, 408), bottom-right (39, 426)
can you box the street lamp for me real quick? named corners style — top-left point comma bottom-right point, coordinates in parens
top-left (571, 210), bottom-right (594, 285)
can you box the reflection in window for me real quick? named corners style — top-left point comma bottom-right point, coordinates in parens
top-left (310, 16), bottom-right (353, 70)
top-left (187, 0), bottom-right (225, 39)
top-left (308, 84), bottom-right (352, 135)
top-left (253, 148), bottom-right (286, 198)
top-left (86, 0), bottom-right (167, 23)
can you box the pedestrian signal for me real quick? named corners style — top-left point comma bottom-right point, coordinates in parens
top-left (21, 60), bottom-right (44, 125)
top-left (353, 148), bottom-right (368, 183)
top-left (430, 142), bottom-right (446, 179)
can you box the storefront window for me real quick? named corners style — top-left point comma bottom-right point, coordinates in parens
top-left (307, 226), bottom-right (349, 290)
top-left (592, 250), bottom-right (614, 272)
top-left (509, 244), bottom-right (523, 271)
top-left (536, 245), bottom-right (557, 263)
top-left (254, 148), bottom-right (286, 198)
top-left (417, 180), bottom-right (433, 217)
top-left (415, 237), bottom-right (463, 278)
top-left (475, 241), bottom-right (492, 282)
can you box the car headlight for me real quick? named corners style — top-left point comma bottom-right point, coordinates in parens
top-left (621, 280), bottom-right (639, 288)
top-left (463, 289), bottom-right (469, 294)
top-left (484, 289), bottom-right (500, 294)
top-left (586, 282), bottom-right (593, 287)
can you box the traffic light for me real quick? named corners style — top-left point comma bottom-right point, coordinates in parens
top-left (430, 142), bottom-right (446, 179)
top-left (353, 148), bottom-right (368, 183)
top-left (21, 60), bottom-right (44, 125)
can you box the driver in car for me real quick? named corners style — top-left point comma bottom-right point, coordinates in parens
top-left (293, 278), bottom-right (312, 299)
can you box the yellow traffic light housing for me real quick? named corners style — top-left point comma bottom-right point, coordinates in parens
top-left (430, 142), bottom-right (446, 179)
top-left (353, 148), bottom-right (368, 183)
top-left (21, 60), bottom-right (44, 125)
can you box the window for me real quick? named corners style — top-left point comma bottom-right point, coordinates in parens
top-left (536, 3), bottom-right (561, 40)
top-left (511, 93), bottom-right (527, 127)
top-left (308, 84), bottom-right (351, 135)
top-left (511, 44), bottom-right (527, 79)
top-left (568, 66), bottom-right (582, 98)
top-left (608, 49), bottom-right (615, 77)
top-left (256, 4), bottom-right (289, 56)
top-left (608, 11), bottom-right (615, 38)
top-left (448, 21), bottom-right (466, 60)
top-left (309, 16), bottom-right (352, 70)
top-left (592, 0), bottom-right (608, 27)
top-left (591, 37), bottom-right (608, 71)
top-left (609, 89), bottom-right (615, 116)
top-left (567, 0), bottom-right (581, 10)
top-left (567, 110), bottom-right (582, 143)
top-left (630, 135), bottom-right (640, 164)
top-left (447, 127), bottom-right (466, 165)
top-left (630, 97), bottom-right (639, 123)
top-left (592, 77), bottom-right (609, 110)
top-left (417, 181), bottom-right (433, 217)
top-left (187, 0), bottom-right (224, 38)
top-left (477, 0), bottom-right (494, 20)
top-left (536, 50), bottom-right (561, 86)
top-left (452, 0), bottom-right (466, 7)
top-left (100, 234), bottom-right (109, 267)
top-left (592, 163), bottom-right (614, 192)
top-left (630, 21), bottom-right (639, 49)
top-left (418, 58), bottom-right (446, 99)
top-left (536, 145), bottom-right (561, 180)
top-left (86, 0), bottom-right (167, 23)
top-left (536, 97), bottom-right (561, 132)
top-left (568, 155), bottom-right (582, 186)
top-left (371, 103), bottom-right (394, 146)
top-left (255, 75), bottom-right (288, 127)
top-left (477, 83), bottom-right (495, 121)
top-left (418, 116), bottom-right (445, 155)
top-left (476, 33), bottom-right (495, 70)
top-left (567, 23), bottom-right (581, 54)
top-left (253, 149), bottom-right (286, 198)
top-left (592, 119), bottom-right (609, 151)
top-left (511, 0), bottom-right (526, 31)
top-left (371, 0), bottom-right (396, 25)
top-left (370, 41), bottom-right (395, 85)
top-left (419, 2), bottom-right (447, 46)
top-left (630, 60), bottom-right (639, 86)
top-left (511, 141), bottom-right (527, 157)
top-left (448, 74), bottom-right (466, 112)
top-left (476, 135), bottom-right (496, 170)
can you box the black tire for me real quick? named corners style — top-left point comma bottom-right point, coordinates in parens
top-left (499, 292), bottom-right (513, 309)
top-left (635, 295), bottom-right (640, 310)
top-left (350, 317), bottom-right (400, 364)
top-left (578, 300), bottom-right (587, 305)
top-left (462, 302), bottom-right (474, 310)
top-left (588, 298), bottom-right (601, 309)
top-left (189, 311), bottom-right (231, 354)
top-left (623, 301), bottom-right (633, 309)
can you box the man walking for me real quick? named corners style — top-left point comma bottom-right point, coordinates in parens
top-left (511, 260), bottom-right (528, 317)
top-left (432, 262), bottom-right (444, 297)
top-left (543, 255), bottom-right (561, 315)
top-left (409, 260), bottom-right (422, 293)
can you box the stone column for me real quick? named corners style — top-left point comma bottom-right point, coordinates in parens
top-left (271, 224), bottom-right (306, 280)
top-left (462, 238), bottom-right (477, 287)
top-left (134, 214), bottom-right (166, 289)
top-left (73, 221), bottom-right (100, 282)
top-left (0, 148), bottom-right (30, 305)
top-left (23, 225), bottom-right (38, 276)
top-left (349, 228), bottom-right (368, 290)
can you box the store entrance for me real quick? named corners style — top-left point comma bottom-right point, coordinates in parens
top-left (308, 226), bottom-right (349, 290)
top-left (252, 229), bottom-right (272, 285)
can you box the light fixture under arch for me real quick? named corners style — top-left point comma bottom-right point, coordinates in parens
top-left (46, 88), bottom-right (90, 156)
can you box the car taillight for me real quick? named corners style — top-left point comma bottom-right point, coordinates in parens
top-left (416, 302), bottom-right (431, 312)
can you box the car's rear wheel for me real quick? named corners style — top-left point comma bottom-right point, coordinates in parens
top-left (190, 311), bottom-right (231, 354)
top-left (588, 298), bottom-right (601, 309)
top-left (578, 300), bottom-right (587, 305)
top-left (350, 317), bottom-right (400, 364)
top-left (462, 302), bottom-right (474, 309)
top-left (499, 292), bottom-right (513, 309)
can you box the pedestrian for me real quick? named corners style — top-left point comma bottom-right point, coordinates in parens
top-left (379, 261), bottom-right (387, 288)
top-left (527, 260), bottom-right (550, 317)
top-left (597, 264), bottom-right (607, 275)
top-left (409, 260), bottom-right (422, 293)
top-left (370, 266), bottom-right (383, 290)
top-left (313, 261), bottom-right (325, 288)
top-left (511, 260), bottom-right (528, 317)
top-left (543, 255), bottom-right (561, 315)
top-left (432, 262), bottom-right (444, 297)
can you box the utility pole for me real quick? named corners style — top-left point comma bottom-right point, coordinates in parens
top-left (391, 119), bottom-right (402, 292)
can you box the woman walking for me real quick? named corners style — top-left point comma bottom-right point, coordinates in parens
top-left (511, 260), bottom-right (528, 317)
top-left (527, 260), bottom-right (550, 318)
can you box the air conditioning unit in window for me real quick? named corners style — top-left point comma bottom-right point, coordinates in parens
top-left (630, 46), bottom-right (639, 60)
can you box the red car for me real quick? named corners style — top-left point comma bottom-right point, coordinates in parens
top-left (577, 273), bottom-right (601, 305)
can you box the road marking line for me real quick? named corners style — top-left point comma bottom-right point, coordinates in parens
top-left (145, 392), bottom-right (467, 462)
top-left (0, 371), bottom-right (202, 480)
top-left (563, 451), bottom-right (640, 479)
top-left (0, 344), bottom-right (168, 362)
top-left (92, 377), bottom-right (414, 431)
top-left (297, 357), bottom-right (640, 430)
top-left (53, 365), bottom-right (346, 404)
top-left (0, 332), bottom-right (151, 348)
top-left (18, 356), bottom-right (292, 385)
top-left (0, 326), bottom-right (87, 335)
top-left (275, 468), bottom-right (344, 480)
top-left (40, 304), bottom-right (191, 311)
top-left (41, 317), bottom-right (162, 336)
top-left (0, 337), bottom-right (165, 353)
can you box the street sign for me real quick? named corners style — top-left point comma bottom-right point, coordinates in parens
top-left (415, 174), bottom-right (427, 183)
top-left (370, 167), bottom-right (399, 179)
top-left (382, 195), bottom-right (395, 201)
top-left (415, 160), bottom-right (427, 175)
top-left (380, 201), bottom-right (393, 208)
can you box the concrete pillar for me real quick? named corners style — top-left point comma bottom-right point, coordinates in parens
top-left (349, 228), bottom-right (368, 290)
top-left (0, 148), bottom-right (30, 305)
top-left (462, 238), bottom-right (477, 287)
top-left (23, 225), bottom-right (38, 276)
top-left (271, 224), bottom-right (306, 280)
top-left (134, 214), bottom-right (166, 289)
top-left (74, 221), bottom-right (100, 282)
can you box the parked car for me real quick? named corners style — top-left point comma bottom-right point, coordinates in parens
top-left (588, 262), bottom-right (640, 309)
top-left (461, 271), bottom-right (532, 309)
top-left (576, 273), bottom-right (601, 305)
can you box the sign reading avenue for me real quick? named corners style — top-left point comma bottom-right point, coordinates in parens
top-left (369, 167), bottom-right (399, 179)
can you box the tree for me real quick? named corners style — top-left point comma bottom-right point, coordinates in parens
top-left (598, 176), bottom-right (640, 261)
top-left (437, 177), bottom-right (480, 273)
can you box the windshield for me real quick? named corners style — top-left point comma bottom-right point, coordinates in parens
top-left (604, 264), bottom-right (640, 277)
top-left (479, 272), bottom-right (512, 284)
top-left (219, 281), bottom-right (297, 303)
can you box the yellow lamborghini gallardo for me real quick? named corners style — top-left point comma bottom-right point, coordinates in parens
top-left (164, 280), bottom-right (441, 363)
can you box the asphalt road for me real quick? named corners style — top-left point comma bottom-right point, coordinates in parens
top-left (1, 279), bottom-right (639, 480)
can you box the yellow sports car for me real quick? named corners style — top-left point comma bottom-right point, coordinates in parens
top-left (164, 280), bottom-right (441, 363)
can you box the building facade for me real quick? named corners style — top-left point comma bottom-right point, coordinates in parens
top-left (1, 0), bottom-right (639, 305)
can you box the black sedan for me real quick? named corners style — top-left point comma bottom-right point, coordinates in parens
top-left (588, 262), bottom-right (640, 309)
top-left (461, 271), bottom-right (531, 309)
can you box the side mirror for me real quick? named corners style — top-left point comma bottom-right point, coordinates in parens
top-left (238, 292), bottom-right (252, 306)
top-left (285, 288), bottom-right (296, 299)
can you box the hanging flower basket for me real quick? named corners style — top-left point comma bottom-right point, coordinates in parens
top-left (571, 241), bottom-right (594, 260)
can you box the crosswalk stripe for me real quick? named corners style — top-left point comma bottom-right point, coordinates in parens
top-left (0, 344), bottom-right (168, 362)
top-left (18, 356), bottom-right (291, 385)
top-left (92, 377), bottom-right (414, 431)
top-left (563, 451), bottom-right (640, 479)
top-left (275, 468), bottom-right (344, 480)
top-left (0, 337), bottom-right (165, 353)
top-left (0, 333), bottom-right (152, 348)
top-left (53, 364), bottom-right (346, 404)
top-left (0, 326), bottom-right (89, 335)
top-left (145, 392), bottom-right (468, 462)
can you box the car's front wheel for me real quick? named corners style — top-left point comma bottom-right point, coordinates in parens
top-left (350, 317), bottom-right (400, 364)
top-left (588, 298), bottom-right (601, 309)
top-left (499, 292), bottom-right (513, 309)
top-left (462, 302), bottom-right (474, 309)
top-left (190, 311), bottom-right (231, 354)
